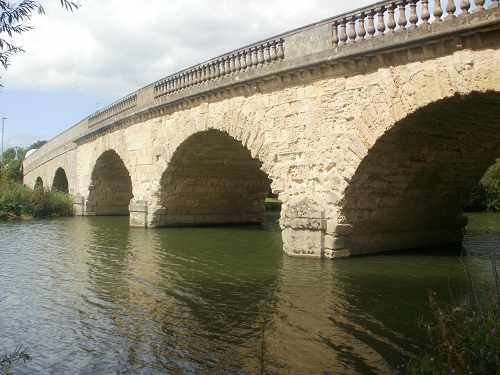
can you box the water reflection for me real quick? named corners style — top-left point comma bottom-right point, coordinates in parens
top-left (0, 212), bottom-right (497, 374)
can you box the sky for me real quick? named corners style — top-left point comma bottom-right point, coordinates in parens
top-left (0, 0), bottom-right (378, 149)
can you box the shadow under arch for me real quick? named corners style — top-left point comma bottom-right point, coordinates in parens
top-left (155, 129), bottom-right (272, 227)
top-left (34, 176), bottom-right (44, 190)
top-left (87, 150), bottom-right (133, 216)
top-left (340, 91), bottom-right (500, 255)
top-left (52, 167), bottom-right (69, 193)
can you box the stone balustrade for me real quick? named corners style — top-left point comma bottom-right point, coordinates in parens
top-left (88, 93), bottom-right (137, 128)
top-left (153, 38), bottom-right (285, 99)
top-left (82, 0), bottom-right (499, 134)
top-left (332, 0), bottom-right (498, 45)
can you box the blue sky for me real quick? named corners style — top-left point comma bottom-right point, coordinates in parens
top-left (1, 0), bottom-right (485, 149)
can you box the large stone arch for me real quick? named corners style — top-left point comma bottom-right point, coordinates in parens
top-left (52, 167), bottom-right (69, 193)
top-left (338, 91), bottom-right (500, 255)
top-left (85, 149), bottom-right (133, 216)
top-left (151, 129), bottom-right (272, 227)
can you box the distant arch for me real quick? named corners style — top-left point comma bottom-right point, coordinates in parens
top-left (154, 129), bottom-right (272, 226)
top-left (52, 167), bottom-right (69, 193)
top-left (86, 150), bottom-right (133, 216)
top-left (340, 91), bottom-right (500, 254)
top-left (34, 177), bottom-right (44, 190)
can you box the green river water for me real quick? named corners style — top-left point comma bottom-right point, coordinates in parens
top-left (0, 212), bottom-right (498, 374)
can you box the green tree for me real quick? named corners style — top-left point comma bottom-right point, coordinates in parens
top-left (1, 0), bottom-right (79, 84)
top-left (465, 159), bottom-right (500, 212)
top-left (27, 139), bottom-right (47, 150)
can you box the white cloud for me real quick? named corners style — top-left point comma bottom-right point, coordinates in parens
top-left (3, 0), bottom-right (374, 98)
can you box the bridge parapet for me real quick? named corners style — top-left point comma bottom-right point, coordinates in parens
top-left (77, 0), bottom-right (499, 145)
top-left (153, 38), bottom-right (285, 99)
top-left (332, 0), bottom-right (498, 46)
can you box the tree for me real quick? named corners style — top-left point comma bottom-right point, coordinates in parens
top-left (0, 0), bottom-right (79, 85)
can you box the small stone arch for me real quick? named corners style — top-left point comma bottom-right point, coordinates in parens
top-left (52, 167), bottom-right (69, 193)
top-left (339, 91), bottom-right (500, 255)
top-left (34, 177), bottom-right (44, 190)
top-left (86, 149), bottom-right (133, 216)
top-left (152, 129), bottom-right (272, 227)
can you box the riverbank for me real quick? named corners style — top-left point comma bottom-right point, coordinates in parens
top-left (0, 182), bottom-right (73, 220)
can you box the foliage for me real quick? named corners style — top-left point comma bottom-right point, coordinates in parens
top-left (396, 253), bottom-right (500, 375)
top-left (0, 346), bottom-right (32, 375)
top-left (0, 181), bottom-right (73, 219)
top-left (1, 140), bottom-right (48, 164)
top-left (0, 0), bottom-right (79, 85)
top-left (0, 159), bottom-right (21, 183)
top-left (465, 159), bottom-right (500, 212)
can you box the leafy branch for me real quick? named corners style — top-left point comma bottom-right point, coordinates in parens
top-left (0, 0), bottom-right (80, 84)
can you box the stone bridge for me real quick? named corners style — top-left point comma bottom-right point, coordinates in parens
top-left (23, 0), bottom-right (500, 258)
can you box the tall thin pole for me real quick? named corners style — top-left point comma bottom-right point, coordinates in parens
top-left (1, 117), bottom-right (6, 165)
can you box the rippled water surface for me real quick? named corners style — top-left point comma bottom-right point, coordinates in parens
top-left (0, 212), bottom-right (498, 374)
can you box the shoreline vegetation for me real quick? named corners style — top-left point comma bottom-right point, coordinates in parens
top-left (0, 159), bottom-right (73, 221)
top-left (397, 250), bottom-right (500, 374)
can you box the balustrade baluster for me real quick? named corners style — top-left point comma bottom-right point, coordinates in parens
top-left (218, 60), bottom-right (224, 76)
top-left (367, 9), bottom-right (376, 37)
top-left (446, 0), bottom-right (457, 18)
top-left (348, 16), bottom-right (357, 42)
top-left (264, 43), bottom-right (271, 63)
top-left (376, 7), bottom-right (386, 35)
top-left (421, 0), bottom-right (430, 26)
top-left (235, 52), bottom-right (242, 70)
top-left (433, 0), bottom-right (443, 21)
top-left (208, 63), bottom-right (215, 79)
top-left (332, 21), bottom-right (339, 45)
top-left (409, 0), bottom-right (419, 28)
top-left (339, 18), bottom-right (348, 44)
top-left (257, 46), bottom-right (265, 65)
top-left (460, 0), bottom-right (471, 15)
top-left (229, 55), bottom-right (235, 73)
top-left (357, 13), bottom-right (366, 39)
top-left (241, 51), bottom-right (248, 70)
top-left (387, 3), bottom-right (397, 32)
top-left (474, 0), bottom-right (485, 11)
top-left (252, 47), bottom-right (259, 67)
top-left (397, 0), bottom-right (408, 31)
top-left (276, 39), bottom-right (284, 59)
top-left (490, 0), bottom-right (499, 8)
top-left (270, 42), bottom-right (277, 61)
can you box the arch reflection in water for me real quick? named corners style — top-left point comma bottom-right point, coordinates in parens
top-left (0, 213), bottom-right (496, 374)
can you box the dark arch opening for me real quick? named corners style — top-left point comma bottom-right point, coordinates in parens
top-left (34, 177), bottom-right (44, 190)
top-left (87, 150), bottom-right (133, 216)
top-left (340, 91), bottom-right (500, 255)
top-left (156, 129), bottom-right (272, 227)
top-left (52, 167), bottom-right (69, 193)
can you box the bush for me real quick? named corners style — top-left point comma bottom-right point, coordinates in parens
top-left (0, 182), bottom-right (73, 219)
top-left (465, 159), bottom-right (500, 212)
top-left (397, 253), bottom-right (500, 374)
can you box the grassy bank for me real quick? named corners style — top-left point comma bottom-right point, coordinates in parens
top-left (397, 251), bottom-right (500, 374)
top-left (0, 182), bottom-right (73, 220)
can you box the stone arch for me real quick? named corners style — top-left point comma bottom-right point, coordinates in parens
top-left (152, 129), bottom-right (272, 227)
top-left (339, 91), bottom-right (500, 255)
top-left (52, 167), bottom-right (69, 193)
top-left (86, 149), bottom-right (133, 216)
top-left (34, 177), bottom-right (44, 190)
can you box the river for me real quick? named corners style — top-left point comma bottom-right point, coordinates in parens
top-left (0, 212), bottom-right (498, 374)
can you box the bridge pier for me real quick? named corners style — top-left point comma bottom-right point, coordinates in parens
top-left (129, 198), bottom-right (150, 227)
top-left (281, 200), bottom-right (351, 259)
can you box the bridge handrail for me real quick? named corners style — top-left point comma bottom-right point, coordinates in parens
top-left (326, 0), bottom-right (499, 46)
top-left (88, 93), bottom-right (137, 128)
top-left (87, 0), bottom-right (498, 130)
top-left (153, 37), bottom-right (285, 99)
